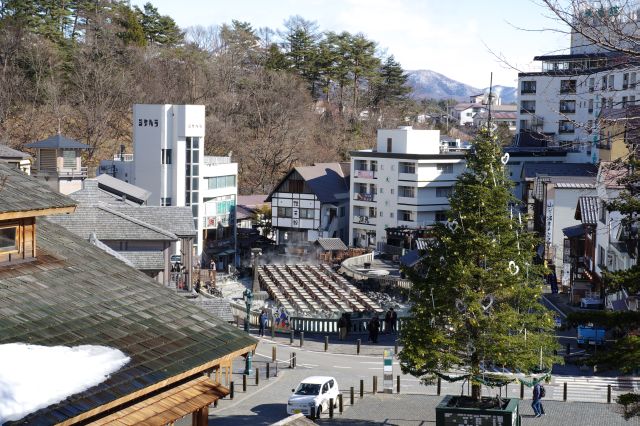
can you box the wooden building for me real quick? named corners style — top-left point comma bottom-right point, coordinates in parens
top-left (0, 162), bottom-right (257, 425)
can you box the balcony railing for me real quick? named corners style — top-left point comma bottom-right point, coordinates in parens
top-left (520, 108), bottom-right (536, 114)
top-left (353, 215), bottom-right (375, 225)
top-left (521, 88), bottom-right (536, 94)
top-left (558, 127), bottom-right (575, 134)
top-left (354, 193), bottom-right (375, 202)
top-left (354, 169), bottom-right (376, 179)
top-left (560, 108), bottom-right (576, 114)
top-left (34, 167), bottom-right (88, 178)
top-left (112, 154), bottom-right (134, 161)
top-left (204, 156), bottom-right (232, 166)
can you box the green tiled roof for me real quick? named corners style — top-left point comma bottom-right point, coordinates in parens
top-left (1, 219), bottom-right (255, 425)
top-left (0, 162), bottom-right (76, 215)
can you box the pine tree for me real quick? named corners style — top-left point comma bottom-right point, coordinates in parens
top-left (399, 128), bottom-right (560, 401)
top-left (371, 55), bottom-right (410, 109)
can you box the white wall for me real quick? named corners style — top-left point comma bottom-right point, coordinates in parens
top-left (376, 127), bottom-right (440, 154)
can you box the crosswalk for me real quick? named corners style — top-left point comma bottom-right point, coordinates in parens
top-left (549, 376), bottom-right (640, 402)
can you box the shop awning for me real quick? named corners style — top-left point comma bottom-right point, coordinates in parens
top-left (91, 376), bottom-right (229, 425)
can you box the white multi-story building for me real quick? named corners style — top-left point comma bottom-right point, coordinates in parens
top-left (349, 126), bottom-right (466, 248)
top-left (517, 11), bottom-right (640, 163)
top-left (103, 104), bottom-right (238, 267)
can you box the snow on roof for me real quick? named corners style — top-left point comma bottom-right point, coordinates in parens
top-left (0, 343), bottom-right (129, 423)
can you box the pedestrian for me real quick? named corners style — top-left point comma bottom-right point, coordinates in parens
top-left (194, 279), bottom-right (201, 294)
top-left (259, 310), bottom-right (268, 337)
top-left (531, 382), bottom-right (545, 417)
top-left (384, 309), bottom-right (392, 334)
top-left (338, 314), bottom-right (347, 341)
top-left (390, 307), bottom-right (398, 332)
top-left (369, 315), bottom-right (380, 344)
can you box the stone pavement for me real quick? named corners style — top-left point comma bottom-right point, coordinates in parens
top-left (316, 393), bottom-right (640, 425)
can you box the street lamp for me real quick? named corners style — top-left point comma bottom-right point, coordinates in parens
top-left (243, 288), bottom-right (254, 375)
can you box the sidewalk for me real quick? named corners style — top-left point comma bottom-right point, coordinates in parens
top-left (242, 325), bottom-right (403, 357)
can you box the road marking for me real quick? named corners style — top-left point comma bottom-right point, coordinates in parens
top-left (333, 366), bottom-right (352, 369)
top-left (299, 363), bottom-right (319, 367)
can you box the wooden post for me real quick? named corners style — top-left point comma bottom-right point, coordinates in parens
top-left (329, 398), bottom-right (334, 418)
top-left (437, 377), bottom-right (441, 395)
top-left (230, 381), bottom-right (234, 399)
top-left (360, 379), bottom-right (364, 398)
top-left (290, 329), bottom-right (294, 344)
top-left (300, 331), bottom-right (304, 347)
top-left (397, 375), bottom-right (400, 393)
top-left (290, 352), bottom-right (293, 369)
top-left (266, 362), bottom-right (270, 379)
top-left (339, 393), bottom-right (343, 413)
top-left (242, 374), bottom-right (247, 392)
top-left (608, 384), bottom-right (612, 404)
top-left (255, 368), bottom-right (260, 386)
top-left (325, 335), bottom-right (329, 351)
top-left (350, 386), bottom-right (354, 405)
top-left (373, 376), bottom-right (377, 394)
top-left (357, 338), bottom-right (361, 355)
top-left (293, 352), bottom-right (296, 368)
top-left (563, 382), bottom-right (567, 401)
top-left (271, 322), bottom-right (275, 339)
top-left (272, 346), bottom-right (276, 363)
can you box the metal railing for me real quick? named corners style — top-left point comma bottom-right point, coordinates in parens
top-left (204, 156), bottom-right (232, 166)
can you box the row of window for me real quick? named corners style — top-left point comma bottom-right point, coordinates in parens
top-left (354, 184), bottom-right (452, 198)
top-left (277, 207), bottom-right (316, 219)
top-left (521, 72), bottom-right (639, 96)
top-left (356, 211), bottom-right (449, 221)
top-left (206, 175), bottom-right (236, 190)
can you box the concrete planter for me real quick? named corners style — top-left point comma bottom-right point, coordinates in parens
top-left (435, 395), bottom-right (520, 426)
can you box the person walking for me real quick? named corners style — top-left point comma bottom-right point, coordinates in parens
top-left (369, 315), bottom-right (380, 344)
top-left (259, 310), bottom-right (268, 337)
top-left (338, 314), bottom-right (347, 341)
top-left (390, 307), bottom-right (398, 332)
top-left (531, 382), bottom-right (545, 417)
top-left (384, 309), bottom-right (392, 334)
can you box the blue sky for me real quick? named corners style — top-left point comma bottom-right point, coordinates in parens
top-left (133, 0), bottom-right (569, 88)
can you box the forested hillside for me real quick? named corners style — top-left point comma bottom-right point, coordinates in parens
top-left (0, 1), bottom-right (419, 193)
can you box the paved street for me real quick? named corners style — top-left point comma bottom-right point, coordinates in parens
top-left (188, 335), bottom-right (640, 425)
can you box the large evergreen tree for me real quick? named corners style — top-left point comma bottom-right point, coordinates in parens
top-left (400, 129), bottom-right (560, 400)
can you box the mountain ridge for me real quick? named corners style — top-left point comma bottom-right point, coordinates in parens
top-left (406, 70), bottom-right (517, 103)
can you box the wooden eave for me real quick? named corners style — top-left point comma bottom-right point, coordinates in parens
top-left (90, 376), bottom-right (229, 426)
top-left (57, 343), bottom-right (257, 425)
top-left (0, 205), bottom-right (76, 221)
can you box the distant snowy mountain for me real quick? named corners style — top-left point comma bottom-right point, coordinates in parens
top-left (406, 70), bottom-right (516, 104)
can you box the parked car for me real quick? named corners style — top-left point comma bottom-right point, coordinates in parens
top-left (287, 376), bottom-right (339, 418)
top-left (170, 254), bottom-right (182, 266)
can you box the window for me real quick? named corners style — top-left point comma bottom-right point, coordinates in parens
top-left (437, 164), bottom-right (454, 173)
top-left (520, 100), bottom-right (536, 114)
top-left (435, 211), bottom-right (448, 222)
top-left (0, 226), bottom-right (17, 252)
top-left (588, 99), bottom-right (594, 113)
top-left (322, 383), bottom-right (329, 394)
top-left (587, 120), bottom-right (594, 133)
top-left (598, 245), bottom-right (606, 269)
top-left (631, 95), bottom-right (637, 106)
top-left (370, 161), bottom-right (378, 172)
top-left (560, 79), bottom-right (576, 93)
top-left (390, 212), bottom-right (394, 218)
top-left (436, 187), bottom-right (453, 198)
top-left (161, 148), bottom-right (171, 164)
top-left (398, 186), bottom-right (415, 197)
top-left (631, 72), bottom-right (637, 89)
top-left (299, 208), bottom-right (314, 219)
top-left (339, 206), bottom-right (345, 217)
top-left (559, 100), bottom-right (576, 113)
top-left (390, 188), bottom-right (395, 194)
top-left (602, 75), bottom-right (608, 90)
top-left (558, 120), bottom-right (575, 134)
top-left (608, 97), bottom-right (614, 109)
top-left (161, 197), bottom-right (172, 206)
top-left (609, 75), bottom-right (615, 90)
top-left (521, 80), bottom-right (536, 94)
top-left (399, 162), bottom-right (416, 173)
top-left (623, 96), bottom-right (628, 108)
top-left (589, 77), bottom-right (595, 92)
top-left (387, 138), bottom-right (393, 153)
top-left (623, 73), bottom-right (629, 89)
top-left (62, 150), bottom-right (76, 169)
top-left (278, 207), bottom-right (293, 218)
top-left (207, 175), bottom-right (236, 190)
top-left (379, 211), bottom-right (383, 217)
top-left (369, 207), bottom-right (376, 217)
top-left (399, 210), bottom-right (413, 221)
top-left (599, 202), bottom-right (607, 223)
